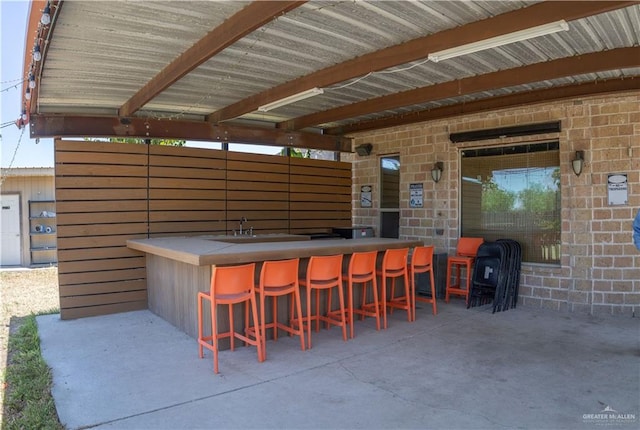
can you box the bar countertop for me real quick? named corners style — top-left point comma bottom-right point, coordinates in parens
top-left (127, 235), bottom-right (423, 266)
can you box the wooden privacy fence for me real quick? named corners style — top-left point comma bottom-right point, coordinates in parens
top-left (55, 139), bottom-right (352, 319)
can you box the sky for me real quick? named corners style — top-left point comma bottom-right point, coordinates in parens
top-left (0, 1), bottom-right (280, 170)
top-left (1, 0), bottom-right (54, 168)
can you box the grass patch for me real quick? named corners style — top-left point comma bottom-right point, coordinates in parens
top-left (3, 313), bottom-right (63, 430)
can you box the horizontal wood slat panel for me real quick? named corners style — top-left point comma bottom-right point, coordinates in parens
top-left (56, 141), bottom-right (145, 320)
top-left (149, 221), bottom-right (227, 234)
top-left (226, 151), bottom-right (292, 238)
top-left (59, 268), bottom-right (146, 285)
top-left (58, 257), bottom-right (146, 274)
top-left (226, 191), bottom-right (288, 201)
top-left (227, 201), bottom-right (289, 211)
top-left (149, 178), bottom-right (225, 189)
top-left (56, 176), bottom-right (147, 189)
top-left (226, 210), bottom-right (288, 220)
top-left (290, 202), bottom-right (351, 211)
top-left (60, 290), bottom-right (148, 309)
top-left (150, 144), bottom-right (226, 160)
top-left (149, 200), bottom-right (225, 211)
top-left (290, 183), bottom-right (352, 194)
top-left (226, 171), bottom-right (289, 182)
top-left (149, 189), bottom-right (225, 200)
top-left (290, 219), bottom-right (352, 229)
top-left (60, 301), bottom-right (147, 320)
top-left (290, 227), bottom-right (336, 234)
top-left (149, 155), bottom-right (226, 169)
top-left (290, 211), bottom-right (352, 220)
top-left (226, 220), bottom-right (290, 231)
top-left (149, 166), bottom-right (226, 180)
top-left (55, 140), bottom-right (352, 320)
top-left (227, 159), bottom-right (289, 173)
top-left (57, 212), bottom-right (147, 225)
top-left (291, 212), bottom-right (351, 223)
top-left (226, 181), bottom-right (289, 192)
top-left (57, 234), bottom-right (147, 250)
top-left (56, 188), bottom-right (148, 201)
top-left (289, 165), bottom-right (351, 178)
top-left (291, 175), bottom-right (351, 186)
top-left (56, 164), bottom-right (148, 177)
top-left (56, 140), bottom-right (149, 154)
top-left (149, 211), bottom-right (225, 222)
top-left (148, 231), bottom-right (225, 238)
top-left (56, 200), bottom-right (148, 213)
top-left (57, 223), bottom-right (148, 237)
top-left (290, 157), bottom-right (350, 171)
top-left (226, 151), bottom-right (289, 165)
top-left (59, 280), bottom-right (147, 297)
top-left (56, 152), bottom-right (148, 166)
top-left (58, 246), bottom-right (141, 262)
top-left (288, 193), bottom-right (351, 203)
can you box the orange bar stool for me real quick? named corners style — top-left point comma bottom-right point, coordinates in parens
top-left (339, 250), bottom-right (379, 339)
top-left (299, 254), bottom-right (347, 349)
top-left (377, 247), bottom-right (411, 324)
top-left (410, 245), bottom-right (437, 316)
top-left (255, 258), bottom-right (305, 360)
top-left (197, 263), bottom-right (264, 374)
top-left (445, 237), bottom-right (484, 305)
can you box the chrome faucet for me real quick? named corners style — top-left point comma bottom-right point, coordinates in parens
top-left (239, 217), bottom-right (248, 235)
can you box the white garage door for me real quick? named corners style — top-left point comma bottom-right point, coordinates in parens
top-left (1, 194), bottom-right (21, 266)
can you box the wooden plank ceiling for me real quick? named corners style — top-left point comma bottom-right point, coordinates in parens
top-left (23, 0), bottom-right (640, 151)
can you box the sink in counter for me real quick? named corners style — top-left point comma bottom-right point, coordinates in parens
top-left (204, 233), bottom-right (311, 244)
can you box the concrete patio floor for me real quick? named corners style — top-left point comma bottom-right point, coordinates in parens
top-left (37, 301), bottom-right (639, 429)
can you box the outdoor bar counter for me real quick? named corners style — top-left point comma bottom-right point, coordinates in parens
top-left (127, 235), bottom-right (422, 339)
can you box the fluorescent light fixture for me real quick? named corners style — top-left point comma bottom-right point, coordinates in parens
top-left (428, 20), bottom-right (569, 63)
top-left (258, 87), bottom-right (324, 112)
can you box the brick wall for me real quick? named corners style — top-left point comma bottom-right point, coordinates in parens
top-left (349, 91), bottom-right (640, 316)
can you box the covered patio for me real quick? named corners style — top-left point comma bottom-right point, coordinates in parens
top-left (37, 303), bottom-right (638, 429)
top-left (16, 1), bottom-right (640, 425)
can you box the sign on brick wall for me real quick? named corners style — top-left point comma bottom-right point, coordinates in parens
top-left (607, 173), bottom-right (628, 206)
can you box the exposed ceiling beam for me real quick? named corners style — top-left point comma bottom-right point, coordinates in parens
top-left (325, 78), bottom-right (640, 135)
top-left (206, 1), bottom-right (637, 123)
top-left (282, 47), bottom-right (640, 130)
top-left (29, 115), bottom-right (351, 152)
top-left (118, 1), bottom-right (306, 117)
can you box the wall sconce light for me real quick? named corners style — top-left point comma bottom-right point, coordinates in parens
top-left (572, 150), bottom-right (584, 176)
top-left (431, 161), bottom-right (444, 183)
top-left (355, 143), bottom-right (373, 156)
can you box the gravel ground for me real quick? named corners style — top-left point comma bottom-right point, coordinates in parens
top-left (0, 267), bottom-right (60, 425)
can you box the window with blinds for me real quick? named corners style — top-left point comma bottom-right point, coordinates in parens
top-left (461, 142), bottom-right (560, 264)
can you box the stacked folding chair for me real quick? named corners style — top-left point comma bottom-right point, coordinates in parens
top-left (495, 239), bottom-right (521, 311)
top-left (467, 239), bottom-right (521, 313)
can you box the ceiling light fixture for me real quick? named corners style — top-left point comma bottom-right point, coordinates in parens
top-left (258, 87), bottom-right (324, 112)
top-left (428, 20), bottom-right (569, 63)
